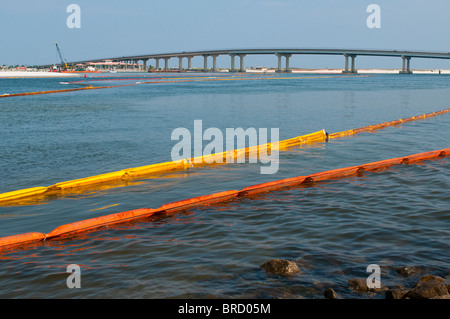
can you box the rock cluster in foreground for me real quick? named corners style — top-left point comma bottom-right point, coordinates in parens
top-left (261, 259), bottom-right (449, 299)
top-left (343, 274), bottom-right (450, 299)
top-left (386, 275), bottom-right (450, 299)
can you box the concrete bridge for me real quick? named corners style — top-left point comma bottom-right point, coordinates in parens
top-left (50, 48), bottom-right (450, 74)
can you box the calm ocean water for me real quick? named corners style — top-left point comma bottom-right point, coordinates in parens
top-left (0, 72), bottom-right (448, 298)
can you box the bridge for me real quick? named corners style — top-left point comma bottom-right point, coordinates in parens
top-left (47, 48), bottom-right (450, 74)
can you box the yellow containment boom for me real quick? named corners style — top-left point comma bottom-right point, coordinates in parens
top-left (0, 108), bottom-right (448, 206)
top-left (1, 130), bottom-right (326, 205)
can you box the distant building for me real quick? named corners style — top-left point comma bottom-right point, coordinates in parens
top-left (83, 60), bottom-right (142, 71)
top-left (246, 66), bottom-right (275, 73)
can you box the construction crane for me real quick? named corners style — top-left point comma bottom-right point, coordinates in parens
top-left (55, 42), bottom-right (68, 71)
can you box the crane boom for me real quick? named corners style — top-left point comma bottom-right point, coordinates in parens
top-left (55, 42), bottom-right (68, 71)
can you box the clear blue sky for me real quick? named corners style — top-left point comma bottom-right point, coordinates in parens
top-left (2, 0), bottom-right (450, 69)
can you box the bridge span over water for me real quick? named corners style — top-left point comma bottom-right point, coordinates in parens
top-left (54, 48), bottom-right (450, 74)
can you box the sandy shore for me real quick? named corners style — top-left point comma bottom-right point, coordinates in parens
top-left (2, 69), bottom-right (450, 77)
top-left (0, 71), bottom-right (83, 78)
top-left (290, 68), bottom-right (450, 74)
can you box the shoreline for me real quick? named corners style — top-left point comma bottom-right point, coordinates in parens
top-left (0, 71), bottom-right (83, 78)
top-left (1, 68), bottom-right (450, 78)
top-left (289, 68), bottom-right (450, 74)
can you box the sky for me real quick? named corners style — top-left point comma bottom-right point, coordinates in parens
top-left (2, 0), bottom-right (450, 69)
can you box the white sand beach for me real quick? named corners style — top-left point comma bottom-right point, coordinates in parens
top-left (290, 68), bottom-right (450, 74)
top-left (0, 71), bottom-right (83, 78)
top-left (2, 69), bottom-right (449, 77)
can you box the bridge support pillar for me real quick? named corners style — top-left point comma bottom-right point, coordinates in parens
top-left (276, 53), bottom-right (282, 72)
top-left (230, 54), bottom-right (236, 72)
top-left (164, 57), bottom-right (170, 71)
top-left (400, 56), bottom-right (412, 74)
top-left (178, 57), bottom-right (183, 70)
top-left (212, 55), bottom-right (219, 72)
top-left (343, 54), bottom-right (357, 73)
top-left (187, 56), bottom-right (192, 70)
top-left (239, 54), bottom-right (246, 72)
top-left (142, 59), bottom-right (148, 71)
top-left (284, 54), bottom-right (292, 73)
top-left (155, 58), bottom-right (160, 70)
top-left (203, 55), bottom-right (209, 72)
top-left (275, 53), bottom-right (292, 72)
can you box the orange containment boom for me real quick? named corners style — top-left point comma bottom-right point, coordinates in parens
top-left (0, 148), bottom-right (448, 252)
top-left (0, 74), bottom-right (364, 98)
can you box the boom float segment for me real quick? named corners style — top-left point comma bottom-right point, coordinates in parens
top-left (0, 232), bottom-right (46, 250)
top-left (45, 208), bottom-right (159, 239)
top-left (0, 148), bottom-right (448, 252)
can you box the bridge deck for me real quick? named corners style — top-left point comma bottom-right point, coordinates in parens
top-left (64, 48), bottom-right (450, 65)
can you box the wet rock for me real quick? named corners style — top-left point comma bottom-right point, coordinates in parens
top-left (348, 278), bottom-right (388, 293)
top-left (432, 294), bottom-right (450, 299)
top-left (324, 288), bottom-right (339, 299)
top-left (260, 259), bottom-right (300, 277)
top-left (348, 278), bottom-right (367, 291)
top-left (386, 285), bottom-right (410, 300)
top-left (394, 266), bottom-right (422, 277)
top-left (418, 275), bottom-right (445, 283)
top-left (406, 276), bottom-right (448, 299)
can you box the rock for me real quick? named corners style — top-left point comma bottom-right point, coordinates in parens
top-left (260, 259), bottom-right (300, 277)
top-left (348, 278), bottom-right (368, 292)
top-left (431, 294), bottom-right (450, 299)
top-left (418, 275), bottom-right (445, 283)
top-left (348, 278), bottom-right (388, 293)
top-left (407, 277), bottom-right (448, 299)
top-left (386, 285), bottom-right (409, 300)
top-left (394, 266), bottom-right (421, 277)
top-left (324, 288), bottom-right (338, 299)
